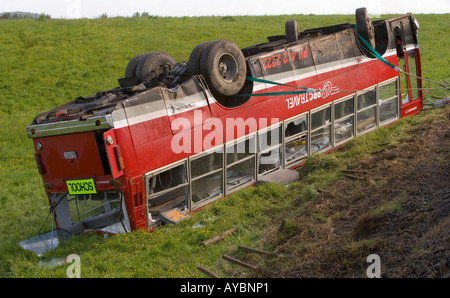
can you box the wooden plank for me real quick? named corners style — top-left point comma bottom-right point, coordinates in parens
top-left (222, 254), bottom-right (258, 271)
top-left (344, 174), bottom-right (366, 180)
top-left (197, 266), bottom-right (220, 278)
top-left (222, 254), bottom-right (275, 278)
top-left (347, 161), bottom-right (365, 170)
top-left (202, 228), bottom-right (236, 246)
top-left (238, 245), bottom-right (273, 256)
top-left (341, 169), bottom-right (368, 174)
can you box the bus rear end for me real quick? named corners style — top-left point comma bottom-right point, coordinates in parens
top-left (26, 115), bottom-right (130, 236)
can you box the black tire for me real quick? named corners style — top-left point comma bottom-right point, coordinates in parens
top-left (285, 19), bottom-right (299, 43)
top-left (125, 53), bottom-right (147, 78)
top-left (135, 51), bottom-right (176, 83)
top-left (199, 40), bottom-right (246, 98)
top-left (188, 42), bottom-right (211, 76)
top-left (355, 7), bottom-right (375, 49)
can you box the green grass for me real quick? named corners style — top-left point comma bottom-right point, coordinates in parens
top-left (370, 197), bottom-right (403, 216)
top-left (0, 14), bottom-right (448, 278)
top-left (9, 182), bottom-right (296, 278)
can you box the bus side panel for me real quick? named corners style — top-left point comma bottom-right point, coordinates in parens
top-left (401, 99), bottom-right (422, 118)
top-left (134, 135), bottom-right (187, 175)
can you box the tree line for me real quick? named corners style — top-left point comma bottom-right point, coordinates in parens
top-left (0, 12), bottom-right (51, 20)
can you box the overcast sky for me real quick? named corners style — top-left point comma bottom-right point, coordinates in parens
top-left (2, 0), bottom-right (449, 18)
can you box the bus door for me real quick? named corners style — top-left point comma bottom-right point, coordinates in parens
top-left (393, 20), bottom-right (423, 117)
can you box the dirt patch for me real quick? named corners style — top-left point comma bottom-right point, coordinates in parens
top-left (262, 107), bottom-right (450, 278)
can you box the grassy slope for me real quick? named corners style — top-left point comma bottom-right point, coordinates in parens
top-left (0, 14), bottom-right (448, 277)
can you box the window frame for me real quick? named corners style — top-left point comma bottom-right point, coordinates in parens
top-left (144, 159), bottom-right (189, 217)
top-left (310, 104), bottom-right (332, 154)
top-left (224, 133), bottom-right (257, 193)
top-left (378, 78), bottom-right (400, 125)
top-left (333, 95), bottom-right (355, 146)
top-left (283, 112), bottom-right (309, 167)
top-left (257, 123), bottom-right (283, 176)
top-left (356, 85), bottom-right (378, 135)
top-left (189, 145), bottom-right (225, 209)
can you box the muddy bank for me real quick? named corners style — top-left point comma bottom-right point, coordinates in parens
top-left (271, 107), bottom-right (450, 278)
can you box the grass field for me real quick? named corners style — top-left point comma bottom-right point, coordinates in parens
top-left (0, 13), bottom-right (448, 278)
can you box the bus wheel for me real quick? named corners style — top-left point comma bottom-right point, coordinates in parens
top-left (285, 19), bottom-right (299, 43)
top-left (355, 7), bottom-right (376, 49)
top-left (188, 42), bottom-right (211, 76)
top-left (199, 40), bottom-right (246, 97)
top-left (125, 53), bottom-right (147, 78)
top-left (136, 51), bottom-right (176, 85)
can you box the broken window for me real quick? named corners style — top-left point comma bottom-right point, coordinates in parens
top-left (284, 114), bottom-right (308, 165)
top-left (311, 106), bottom-right (331, 153)
top-left (258, 124), bottom-right (282, 175)
top-left (49, 191), bottom-right (126, 235)
top-left (406, 49), bottom-right (420, 100)
top-left (334, 96), bottom-right (355, 144)
top-left (146, 161), bottom-right (188, 220)
top-left (190, 148), bottom-right (224, 206)
top-left (356, 89), bottom-right (377, 133)
top-left (226, 135), bottom-right (256, 191)
top-left (379, 79), bottom-right (399, 124)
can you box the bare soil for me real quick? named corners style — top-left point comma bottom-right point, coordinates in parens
top-left (262, 107), bottom-right (450, 278)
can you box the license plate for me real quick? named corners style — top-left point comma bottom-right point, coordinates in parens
top-left (66, 178), bottom-right (97, 195)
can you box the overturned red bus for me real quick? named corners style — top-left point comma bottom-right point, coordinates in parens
top-left (25, 8), bottom-right (422, 238)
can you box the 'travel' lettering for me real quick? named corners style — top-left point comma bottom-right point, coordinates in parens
top-left (285, 81), bottom-right (340, 110)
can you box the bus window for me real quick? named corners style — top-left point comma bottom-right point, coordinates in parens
top-left (191, 148), bottom-right (224, 206)
top-left (357, 88), bottom-right (377, 110)
top-left (148, 163), bottom-right (187, 194)
top-left (398, 56), bottom-right (410, 105)
top-left (406, 49), bottom-right (420, 100)
top-left (334, 97), bottom-right (354, 144)
top-left (311, 106), bottom-right (331, 153)
top-left (356, 89), bottom-right (377, 133)
top-left (226, 135), bottom-right (256, 191)
top-left (52, 191), bottom-right (126, 235)
top-left (258, 125), bottom-right (282, 175)
top-left (146, 161), bottom-right (188, 217)
top-left (379, 79), bottom-right (399, 124)
top-left (191, 149), bottom-right (223, 178)
top-left (394, 26), bottom-right (411, 105)
top-left (285, 114), bottom-right (308, 165)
